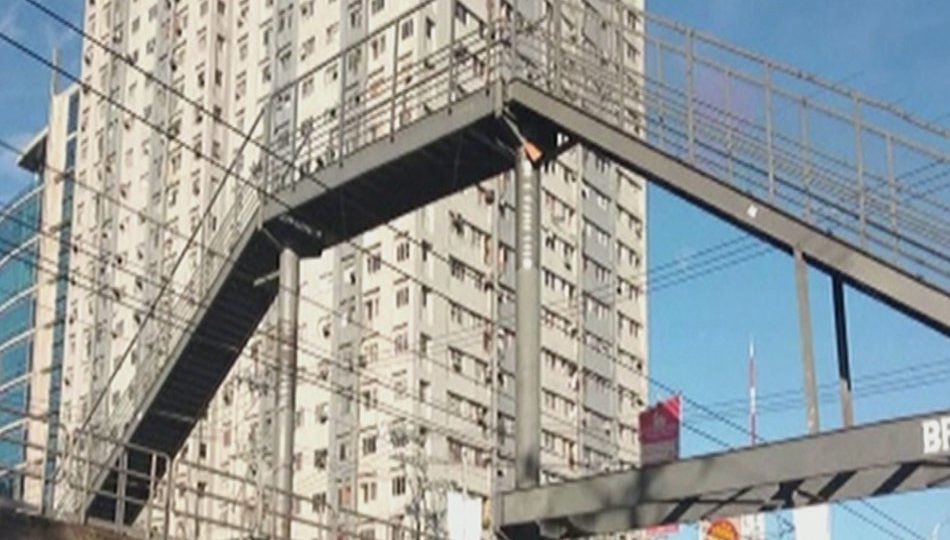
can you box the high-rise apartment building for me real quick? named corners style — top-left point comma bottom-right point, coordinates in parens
top-left (60, 0), bottom-right (646, 538)
top-left (0, 81), bottom-right (79, 511)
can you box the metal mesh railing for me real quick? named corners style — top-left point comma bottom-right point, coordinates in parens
top-left (518, 0), bottom-right (948, 288)
top-left (1, 404), bottom-right (441, 540)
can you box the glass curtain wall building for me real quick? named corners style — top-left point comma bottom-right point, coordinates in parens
top-left (0, 185), bottom-right (42, 500)
top-left (0, 83), bottom-right (79, 509)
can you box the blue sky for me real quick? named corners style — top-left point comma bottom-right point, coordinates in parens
top-left (0, 0), bottom-right (82, 202)
top-left (646, 1), bottom-right (950, 538)
top-left (0, 0), bottom-right (948, 538)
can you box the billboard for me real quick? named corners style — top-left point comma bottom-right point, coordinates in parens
top-left (700, 518), bottom-right (740, 540)
top-left (640, 396), bottom-right (681, 537)
top-left (698, 515), bottom-right (766, 540)
top-left (639, 395), bottom-right (681, 465)
top-left (793, 505), bottom-right (830, 540)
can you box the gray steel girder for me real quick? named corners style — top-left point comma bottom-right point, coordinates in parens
top-left (500, 410), bottom-right (950, 537)
top-left (507, 81), bottom-right (950, 335)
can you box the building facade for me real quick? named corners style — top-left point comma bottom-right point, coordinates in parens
top-left (0, 82), bottom-right (79, 510)
top-left (60, 0), bottom-right (647, 538)
top-left (0, 183), bottom-right (43, 503)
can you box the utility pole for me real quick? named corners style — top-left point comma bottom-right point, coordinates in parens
top-left (275, 248), bottom-right (300, 539)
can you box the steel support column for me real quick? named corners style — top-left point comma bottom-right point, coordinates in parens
top-left (832, 276), bottom-right (855, 427)
top-left (275, 247), bottom-right (300, 539)
top-left (794, 248), bottom-right (820, 434)
top-left (515, 146), bottom-right (541, 490)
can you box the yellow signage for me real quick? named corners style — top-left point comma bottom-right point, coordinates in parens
top-left (705, 518), bottom-right (739, 540)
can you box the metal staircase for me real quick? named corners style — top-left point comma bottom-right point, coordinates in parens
top-left (77, 0), bottom-right (949, 525)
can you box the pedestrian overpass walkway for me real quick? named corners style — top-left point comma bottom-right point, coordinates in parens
top-left (71, 0), bottom-right (949, 526)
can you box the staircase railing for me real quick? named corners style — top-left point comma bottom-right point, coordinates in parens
top-left (76, 2), bottom-right (510, 518)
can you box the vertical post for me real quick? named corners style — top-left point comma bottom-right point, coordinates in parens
top-left (289, 84), bottom-right (300, 188)
top-left (615, 3), bottom-right (625, 129)
top-left (390, 19), bottom-right (400, 137)
top-left (338, 44), bottom-right (348, 163)
top-left (853, 94), bottom-right (866, 248)
top-left (764, 64), bottom-right (775, 201)
top-left (685, 30), bottom-right (696, 164)
top-left (146, 453), bottom-right (157, 537)
top-left (275, 247), bottom-right (300, 539)
top-left (724, 70), bottom-right (735, 184)
top-left (793, 248), bottom-right (820, 434)
top-left (885, 133), bottom-right (898, 261)
top-left (832, 277), bottom-right (855, 428)
top-left (262, 97), bottom-right (275, 196)
top-left (655, 39), bottom-right (665, 152)
top-left (82, 432), bottom-right (92, 523)
top-left (515, 146), bottom-right (541, 491)
top-left (449, 0), bottom-right (457, 105)
top-left (115, 450), bottom-right (128, 527)
top-left (799, 98), bottom-right (812, 221)
top-left (254, 445), bottom-right (266, 539)
top-left (163, 458), bottom-right (174, 540)
top-left (552, 0), bottom-right (563, 95)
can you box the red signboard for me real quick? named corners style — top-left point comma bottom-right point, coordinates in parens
top-left (639, 395), bottom-right (681, 462)
top-left (639, 396), bottom-right (681, 537)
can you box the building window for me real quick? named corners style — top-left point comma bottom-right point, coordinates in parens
top-left (362, 435), bottom-right (377, 455)
top-left (314, 449), bottom-right (327, 469)
top-left (396, 240), bottom-right (410, 261)
top-left (367, 251), bottom-right (382, 273)
top-left (400, 19), bottom-right (414, 40)
top-left (394, 329), bottom-right (409, 353)
top-left (360, 481), bottom-right (377, 503)
top-left (395, 286), bottom-right (409, 308)
top-left (312, 492), bottom-right (327, 512)
top-left (449, 257), bottom-right (465, 280)
top-left (365, 295), bottom-right (379, 321)
top-left (450, 349), bottom-right (463, 373)
top-left (392, 475), bottom-right (406, 496)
